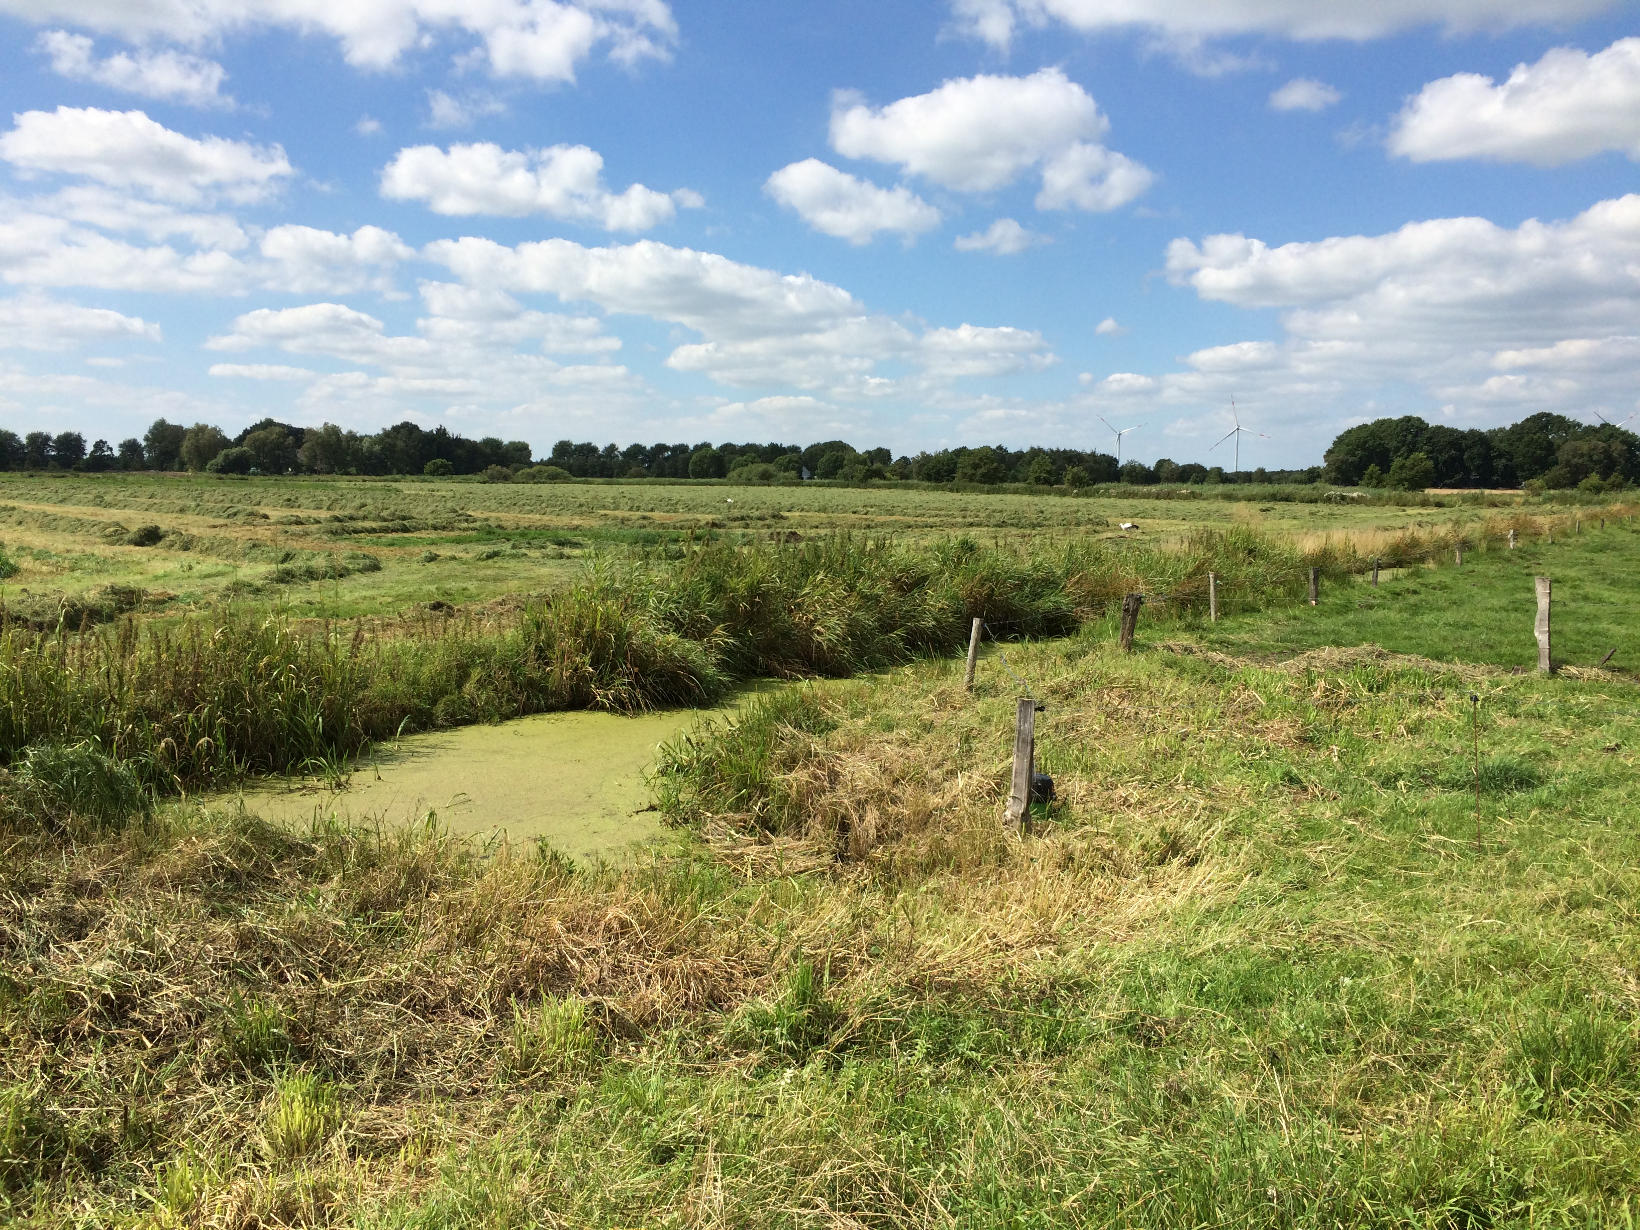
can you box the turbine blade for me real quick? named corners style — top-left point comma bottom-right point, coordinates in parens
top-left (1209, 429), bottom-right (1236, 450)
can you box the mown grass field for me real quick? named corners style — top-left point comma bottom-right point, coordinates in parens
top-left (0, 470), bottom-right (1553, 625)
top-left (2, 483), bottom-right (1638, 1227)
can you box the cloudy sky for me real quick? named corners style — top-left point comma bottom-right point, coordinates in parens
top-left (0, 1), bottom-right (1637, 466)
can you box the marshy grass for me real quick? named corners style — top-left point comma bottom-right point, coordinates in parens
top-left (5, 514), bottom-right (1640, 1225)
top-left (6, 516), bottom-right (1592, 799)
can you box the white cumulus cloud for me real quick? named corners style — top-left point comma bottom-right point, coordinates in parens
top-left (765, 159), bottom-right (940, 244)
top-left (1389, 37), bottom-right (1640, 165)
top-left (0, 108), bottom-right (291, 205)
top-left (1270, 78), bottom-right (1342, 111)
top-left (954, 218), bottom-right (1043, 254)
top-left (828, 68), bottom-right (1152, 211)
top-left (35, 30), bottom-right (230, 107)
top-left (0, 293), bottom-right (161, 350)
top-left (381, 142), bottom-right (690, 231)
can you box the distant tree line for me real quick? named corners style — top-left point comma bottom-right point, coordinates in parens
top-left (0, 420), bottom-right (1320, 486)
top-left (1323, 412), bottom-right (1638, 491)
top-left (2, 410), bottom-right (1630, 490)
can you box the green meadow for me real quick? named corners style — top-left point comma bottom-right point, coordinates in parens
top-left (2, 477), bottom-right (1638, 1227)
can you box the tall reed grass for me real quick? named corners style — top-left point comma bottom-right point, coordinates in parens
top-left (0, 513), bottom-right (1624, 804)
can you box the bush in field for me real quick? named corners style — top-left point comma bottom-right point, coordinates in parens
top-left (516, 465), bottom-right (573, 483)
top-left (423, 458), bottom-right (454, 477)
top-left (0, 544), bottom-right (15, 580)
top-left (481, 464), bottom-right (512, 483)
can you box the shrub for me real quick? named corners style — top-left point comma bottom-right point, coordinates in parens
top-left (205, 446), bottom-right (257, 475)
top-left (0, 545), bottom-right (15, 580)
top-left (423, 458), bottom-right (454, 477)
top-left (516, 465), bottom-right (573, 483)
top-left (480, 464), bottom-right (513, 483)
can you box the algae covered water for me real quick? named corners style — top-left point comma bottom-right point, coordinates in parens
top-left (226, 707), bottom-right (712, 860)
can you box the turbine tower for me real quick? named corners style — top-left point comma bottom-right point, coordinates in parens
top-left (1097, 416), bottom-right (1144, 464)
top-left (1208, 399), bottom-right (1269, 475)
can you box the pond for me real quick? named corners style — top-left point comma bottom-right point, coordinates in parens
top-left (223, 706), bottom-right (716, 861)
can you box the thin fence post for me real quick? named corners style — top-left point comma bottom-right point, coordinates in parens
top-left (1576, 518), bottom-right (1581, 535)
top-left (1308, 567), bottom-right (1319, 607)
top-left (1208, 572), bottom-right (1218, 624)
top-left (1005, 697), bottom-right (1038, 830)
top-left (1455, 544), bottom-right (1463, 566)
top-left (1535, 576), bottom-right (1552, 675)
top-left (964, 617), bottom-right (982, 692)
top-left (1508, 530), bottom-right (1516, 550)
top-left (1372, 557), bottom-right (1379, 587)
top-left (1118, 593), bottom-right (1142, 652)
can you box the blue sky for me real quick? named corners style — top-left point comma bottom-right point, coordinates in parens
top-left (0, 1), bottom-right (1637, 468)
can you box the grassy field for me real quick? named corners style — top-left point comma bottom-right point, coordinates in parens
top-left (3, 482), bottom-right (1639, 1226)
top-left (0, 471), bottom-right (1573, 625)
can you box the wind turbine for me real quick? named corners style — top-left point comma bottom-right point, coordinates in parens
top-left (1097, 416), bottom-right (1144, 464)
top-left (1208, 399), bottom-right (1269, 475)
top-left (1591, 410), bottom-right (1638, 429)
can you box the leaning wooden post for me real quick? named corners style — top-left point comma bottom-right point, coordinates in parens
top-left (1535, 576), bottom-right (1552, 675)
top-left (1005, 698), bottom-right (1039, 829)
top-left (1576, 518), bottom-right (1581, 535)
top-left (1208, 572), bottom-right (1219, 624)
top-left (1455, 544), bottom-right (1463, 566)
top-left (1371, 557), bottom-right (1379, 587)
top-left (1308, 567), bottom-right (1319, 606)
top-left (1508, 529), bottom-right (1517, 550)
top-left (1118, 593), bottom-right (1142, 652)
top-left (963, 617), bottom-right (983, 691)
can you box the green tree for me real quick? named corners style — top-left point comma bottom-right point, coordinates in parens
top-left (1386, 452), bottom-right (1435, 491)
top-left (23, 432), bottom-right (51, 469)
top-left (423, 458), bottom-right (454, 477)
top-left (116, 438), bottom-right (145, 470)
top-left (143, 418), bottom-right (186, 470)
top-left (242, 426), bottom-right (297, 474)
top-left (954, 446), bottom-right (1004, 484)
top-left (180, 424), bottom-right (230, 471)
top-left (0, 430), bottom-right (23, 470)
top-left (297, 423), bottom-right (356, 474)
top-left (52, 431), bottom-right (86, 468)
top-left (84, 439), bottom-right (116, 471)
top-left (205, 446), bottom-right (256, 474)
top-left (688, 445), bottom-right (726, 479)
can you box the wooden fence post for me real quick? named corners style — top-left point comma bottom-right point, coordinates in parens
top-left (1308, 568), bottom-right (1319, 606)
top-left (964, 617), bottom-right (982, 691)
top-left (1005, 698), bottom-right (1039, 829)
top-left (1535, 577), bottom-right (1552, 675)
top-left (1508, 530), bottom-right (1516, 550)
top-left (1455, 544), bottom-right (1463, 566)
top-left (1371, 557), bottom-right (1379, 587)
top-left (1208, 572), bottom-right (1218, 624)
top-left (1118, 593), bottom-right (1142, 652)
